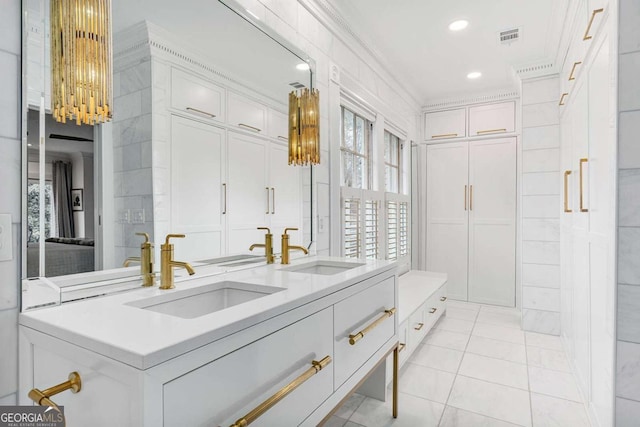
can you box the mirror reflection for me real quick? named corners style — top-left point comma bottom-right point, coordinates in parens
top-left (24, 0), bottom-right (314, 279)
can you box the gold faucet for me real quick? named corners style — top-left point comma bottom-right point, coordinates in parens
top-left (123, 232), bottom-right (156, 287)
top-left (281, 228), bottom-right (308, 264)
top-left (249, 227), bottom-right (275, 264)
top-left (160, 234), bottom-right (195, 290)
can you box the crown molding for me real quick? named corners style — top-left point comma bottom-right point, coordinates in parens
top-left (514, 60), bottom-right (558, 80)
top-left (422, 89), bottom-right (520, 111)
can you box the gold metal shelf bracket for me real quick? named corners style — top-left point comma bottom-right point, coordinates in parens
top-left (349, 308), bottom-right (396, 345)
top-left (28, 371), bottom-right (82, 410)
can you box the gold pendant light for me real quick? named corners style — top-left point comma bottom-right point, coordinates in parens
top-left (288, 88), bottom-right (320, 166)
top-left (51, 0), bottom-right (113, 125)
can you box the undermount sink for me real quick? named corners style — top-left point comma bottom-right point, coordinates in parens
top-left (127, 281), bottom-right (282, 319)
top-left (197, 254), bottom-right (262, 265)
top-left (282, 260), bottom-right (365, 275)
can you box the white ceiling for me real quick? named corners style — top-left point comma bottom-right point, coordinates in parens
top-left (328, 0), bottom-right (567, 103)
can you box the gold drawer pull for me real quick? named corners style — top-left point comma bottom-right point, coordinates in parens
top-left (559, 93), bottom-right (569, 106)
top-left (349, 308), bottom-right (396, 345)
top-left (568, 61), bottom-right (582, 81)
top-left (564, 170), bottom-right (573, 213)
top-left (440, 296), bottom-right (447, 302)
top-left (431, 133), bottom-right (458, 138)
top-left (583, 8), bottom-right (604, 40)
top-left (238, 123), bottom-right (262, 132)
top-left (579, 158), bottom-right (588, 212)
top-left (230, 356), bottom-right (331, 427)
top-left (398, 343), bottom-right (407, 353)
top-left (429, 308), bottom-right (437, 314)
top-left (29, 371), bottom-right (82, 410)
top-left (414, 322), bottom-right (424, 331)
top-left (476, 128), bottom-right (506, 135)
top-left (186, 107), bottom-right (216, 118)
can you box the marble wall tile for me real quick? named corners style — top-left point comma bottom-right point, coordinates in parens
top-left (522, 264), bottom-right (560, 288)
top-left (522, 172), bottom-right (560, 195)
top-left (619, 52), bottom-right (640, 112)
top-left (114, 90), bottom-right (143, 121)
top-left (0, 309), bottom-right (17, 397)
top-left (618, 284), bottom-right (640, 343)
top-left (522, 241), bottom-right (560, 265)
top-left (617, 397), bottom-right (640, 427)
top-left (522, 219), bottom-right (560, 242)
top-left (522, 79), bottom-right (559, 106)
top-left (522, 309), bottom-right (561, 335)
top-left (120, 114), bottom-right (153, 145)
top-left (620, 0), bottom-right (640, 54)
top-left (0, 137), bottom-right (21, 219)
top-left (617, 341), bottom-right (640, 401)
top-left (0, 51), bottom-right (19, 139)
top-left (0, 225), bottom-right (19, 310)
top-left (123, 143), bottom-right (142, 171)
top-left (119, 61), bottom-right (151, 93)
top-left (122, 168), bottom-right (153, 197)
top-left (522, 125), bottom-right (560, 151)
top-left (522, 102), bottom-right (560, 127)
top-left (619, 111), bottom-right (640, 169)
top-left (523, 287), bottom-right (560, 312)
top-left (619, 169), bottom-right (640, 227)
top-left (522, 195), bottom-right (560, 219)
top-left (618, 227), bottom-right (640, 285)
top-left (523, 149), bottom-right (560, 173)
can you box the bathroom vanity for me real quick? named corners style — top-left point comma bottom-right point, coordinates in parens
top-left (19, 257), bottom-right (398, 426)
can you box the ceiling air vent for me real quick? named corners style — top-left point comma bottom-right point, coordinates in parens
top-left (499, 28), bottom-right (520, 45)
top-left (289, 82), bottom-right (306, 89)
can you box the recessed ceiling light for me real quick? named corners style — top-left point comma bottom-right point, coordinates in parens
top-left (467, 71), bottom-right (482, 79)
top-left (296, 63), bottom-right (310, 71)
top-left (449, 20), bottom-right (469, 31)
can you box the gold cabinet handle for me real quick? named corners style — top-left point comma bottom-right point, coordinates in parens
top-left (564, 171), bottom-right (573, 213)
top-left (431, 133), bottom-right (458, 138)
top-left (222, 183), bottom-right (227, 214)
top-left (29, 371), bottom-right (82, 410)
top-left (559, 93), bottom-right (569, 106)
top-left (583, 8), bottom-right (604, 40)
top-left (476, 128), bottom-right (507, 135)
top-left (464, 185), bottom-right (467, 211)
top-left (238, 123), bottom-right (262, 133)
top-left (579, 158), bottom-right (588, 212)
top-left (229, 356), bottom-right (331, 427)
top-left (469, 185), bottom-right (473, 211)
top-left (186, 107), bottom-right (216, 118)
top-left (429, 308), bottom-right (437, 314)
top-left (398, 343), bottom-right (406, 353)
top-left (414, 322), bottom-right (424, 331)
top-left (568, 61), bottom-right (582, 81)
top-left (349, 308), bottom-right (396, 345)
top-left (440, 296), bottom-right (447, 302)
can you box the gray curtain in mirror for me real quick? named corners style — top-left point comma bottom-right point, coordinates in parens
top-left (52, 161), bottom-right (75, 237)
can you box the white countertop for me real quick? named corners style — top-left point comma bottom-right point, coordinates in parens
top-left (397, 270), bottom-right (448, 322)
top-left (19, 256), bottom-right (395, 370)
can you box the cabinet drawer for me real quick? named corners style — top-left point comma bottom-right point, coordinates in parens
top-left (171, 68), bottom-right (225, 121)
top-left (334, 277), bottom-right (396, 387)
top-left (424, 108), bottom-right (466, 140)
top-left (267, 108), bottom-right (289, 141)
top-left (163, 307), bottom-right (333, 427)
top-left (408, 303), bottom-right (428, 348)
top-left (398, 320), bottom-right (410, 365)
top-left (468, 101), bottom-right (515, 136)
top-left (228, 92), bottom-right (267, 134)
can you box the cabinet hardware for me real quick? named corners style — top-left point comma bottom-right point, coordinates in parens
top-left (440, 296), bottom-right (447, 302)
top-left (414, 322), bottom-right (425, 331)
top-left (559, 93), bottom-right (569, 106)
top-left (229, 356), bottom-right (331, 427)
top-left (186, 107), bottom-right (216, 118)
top-left (564, 171), bottom-right (573, 213)
top-left (568, 61), bottom-right (582, 81)
top-left (476, 128), bottom-right (507, 135)
top-left (464, 185), bottom-right (468, 211)
top-left (277, 136), bottom-right (288, 141)
top-left (238, 123), bottom-right (262, 133)
top-left (29, 371), bottom-right (82, 410)
top-left (431, 133), bottom-right (458, 139)
top-left (398, 343), bottom-right (407, 353)
top-left (429, 307), bottom-right (437, 314)
top-left (265, 187), bottom-right (270, 214)
top-left (579, 158), bottom-right (589, 212)
top-left (469, 185), bottom-right (473, 211)
top-left (222, 183), bottom-right (227, 214)
top-left (349, 308), bottom-right (396, 345)
top-left (271, 188), bottom-right (275, 214)
top-left (583, 8), bottom-right (604, 40)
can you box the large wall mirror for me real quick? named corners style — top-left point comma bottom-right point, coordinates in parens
top-left (22, 0), bottom-right (314, 280)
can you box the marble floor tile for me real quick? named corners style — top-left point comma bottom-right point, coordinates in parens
top-left (324, 415), bottom-right (349, 427)
top-left (476, 309), bottom-right (521, 329)
top-left (525, 331), bottom-right (563, 351)
top-left (343, 422), bottom-right (366, 427)
top-left (423, 329), bottom-right (470, 351)
top-left (445, 307), bottom-right (479, 322)
top-left (348, 393), bottom-right (445, 427)
top-left (334, 393), bottom-right (366, 420)
top-left (434, 316), bottom-right (475, 334)
top-left (447, 300), bottom-right (482, 312)
top-left (526, 346), bottom-right (571, 372)
top-left (466, 335), bottom-right (527, 364)
top-left (448, 376), bottom-right (532, 427)
top-left (458, 353), bottom-right (529, 390)
top-left (410, 344), bottom-right (464, 373)
top-left (530, 393), bottom-right (590, 426)
top-left (399, 362), bottom-right (456, 403)
top-left (472, 322), bottom-right (526, 345)
top-left (528, 366), bottom-right (582, 402)
top-left (439, 406), bottom-right (520, 427)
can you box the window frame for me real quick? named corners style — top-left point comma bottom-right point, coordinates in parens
top-left (340, 106), bottom-right (372, 190)
top-left (383, 130), bottom-right (402, 194)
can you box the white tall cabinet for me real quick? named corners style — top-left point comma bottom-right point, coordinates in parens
top-left (426, 137), bottom-right (516, 306)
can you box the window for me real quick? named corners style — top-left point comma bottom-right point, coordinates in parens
top-left (343, 198), bottom-right (360, 258)
top-left (341, 107), bottom-right (371, 189)
top-left (384, 131), bottom-right (401, 193)
top-left (364, 200), bottom-right (379, 259)
top-left (386, 199), bottom-right (409, 261)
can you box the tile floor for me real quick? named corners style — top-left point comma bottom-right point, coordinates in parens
top-left (326, 300), bottom-right (591, 427)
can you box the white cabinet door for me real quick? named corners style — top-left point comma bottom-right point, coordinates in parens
top-left (269, 142), bottom-right (303, 244)
top-left (227, 131), bottom-right (269, 253)
top-left (170, 116), bottom-right (226, 260)
top-left (560, 105), bottom-right (575, 355)
top-left (424, 109), bottom-right (466, 140)
top-left (267, 109), bottom-right (289, 141)
top-left (571, 79), bottom-right (590, 232)
top-left (468, 138), bottom-right (516, 306)
top-left (426, 142), bottom-right (469, 301)
top-left (468, 102), bottom-right (515, 137)
top-left (228, 92), bottom-right (267, 134)
top-left (171, 68), bottom-right (225, 122)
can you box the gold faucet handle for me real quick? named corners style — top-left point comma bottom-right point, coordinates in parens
top-left (257, 227), bottom-right (272, 234)
top-left (283, 227), bottom-right (298, 236)
top-left (164, 233), bottom-right (185, 245)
